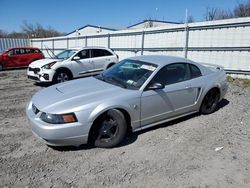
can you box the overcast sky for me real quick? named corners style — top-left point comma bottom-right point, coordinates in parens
top-left (0, 0), bottom-right (241, 33)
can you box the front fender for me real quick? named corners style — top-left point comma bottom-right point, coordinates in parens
top-left (88, 100), bottom-right (140, 130)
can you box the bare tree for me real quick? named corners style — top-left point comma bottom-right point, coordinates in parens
top-left (21, 21), bottom-right (64, 38)
top-left (234, 1), bottom-right (250, 17)
top-left (204, 7), bottom-right (233, 21)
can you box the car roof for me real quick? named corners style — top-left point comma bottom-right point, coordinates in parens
top-left (80, 46), bottom-right (112, 51)
top-left (7, 47), bottom-right (40, 50)
top-left (128, 55), bottom-right (192, 67)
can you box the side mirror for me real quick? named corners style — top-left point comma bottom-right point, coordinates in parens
top-left (148, 83), bottom-right (165, 90)
top-left (72, 56), bottom-right (80, 61)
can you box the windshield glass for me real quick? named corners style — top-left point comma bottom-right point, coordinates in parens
top-left (96, 59), bottom-right (157, 90)
top-left (55, 49), bottom-right (77, 59)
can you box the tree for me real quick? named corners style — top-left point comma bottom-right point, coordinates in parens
top-left (204, 1), bottom-right (250, 21)
top-left (234, 1), bottom-right (250, 17)
top-left (21, 21), bottom-right (64, 38)
top-left (204, 7), bottom-right (233, 21)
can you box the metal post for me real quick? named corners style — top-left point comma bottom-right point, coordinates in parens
top-left (41, 40), bottom-right (43, 50)
top-left (141, 31), bottom-right (145, 55)
top-left (85, 36), bottom-right (88, 47)
top-left (52, 39), bottom-right (54, 53)
top-left (184, 8), bottom-right (189, 58)
top-left (108, 34), bottom-right (110, 48)
top-left (184, 26), bottom-right (189, 58)
top-left (67, 38), bottom-right (69, 48)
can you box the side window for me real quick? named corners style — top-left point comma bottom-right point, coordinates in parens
top-left (7, 50), bottom-right (14, 56)
top-left (150, 63), bottom-right (190, 86)
top-left (25, 49), bottom-right (31, 53)
top-left (34, 49), bottom-right (41, 53)
top-left (14, 49), bottom-right (20, 55)
top-left (20, 49), bottom-right (26, 54)
top-left (92, 49), bottom-right (112, 57)
top-left (189, 64), bottom-right (202, 78)
top-left (92, 49), bottom-right (103, 57)
top-left (77, 50), bottom-right (90, 59)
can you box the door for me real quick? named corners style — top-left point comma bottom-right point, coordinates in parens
top-left (91, 49), bottom-right (113, 73)
top-left (70, 49), bottom-right (93, 77)
top-left (140, 63), bottom-right (199, 126)
top-left (3, 49), bottom-right (20, 68)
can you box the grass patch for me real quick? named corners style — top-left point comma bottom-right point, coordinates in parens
top-left (227, 76), bottom-right (250, 87)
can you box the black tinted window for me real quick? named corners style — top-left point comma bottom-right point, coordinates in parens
top-left (20, 49), bottom-right (26, 54)
top-left (77, 50), bottom-right (90, 59)
top-left (151, 63), bottom-right (190, 86)
top-left (190, 64), bottom-right (202, 78)
top-left (92, 49), bottom-right (112, 57)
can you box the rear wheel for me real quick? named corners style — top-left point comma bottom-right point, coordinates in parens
top-left (53, 71), bottom-right (71, 84)
top-left (200, 88), bottom-right (220, 114)
top-left (91, 109), bottom-right (127, 148)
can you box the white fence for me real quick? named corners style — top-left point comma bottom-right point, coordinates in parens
top-left (0, 38), bottom-right (30, 52)
top-left (31, 17), bottom-right (250, 77)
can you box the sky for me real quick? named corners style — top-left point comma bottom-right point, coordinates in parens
top-left (0, 0), bottom-right (242, 34)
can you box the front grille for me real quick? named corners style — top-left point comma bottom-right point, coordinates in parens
top-left (29, 67), bottom-right (40, 74)
top-left (32, 104), bottom-right (40, 115)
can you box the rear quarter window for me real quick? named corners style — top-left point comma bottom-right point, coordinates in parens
top-left (190, 64), bottom-right (202, 78)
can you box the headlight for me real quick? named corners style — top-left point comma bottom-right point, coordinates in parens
top-left (42, 61), bottom-right (57, 69)
top-left (40, 112), bottom-right (77, 124)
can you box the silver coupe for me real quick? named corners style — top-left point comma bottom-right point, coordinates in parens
top-left (26, 55), bottom-right (228, 148)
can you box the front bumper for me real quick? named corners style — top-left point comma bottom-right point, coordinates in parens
top-left (26, 102), bottom-right (91, 146)
top-left (27, 67), bottom-right (55, 83)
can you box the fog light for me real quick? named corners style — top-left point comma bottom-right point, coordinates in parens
top-left (42, 74), bottom-right (49, 80)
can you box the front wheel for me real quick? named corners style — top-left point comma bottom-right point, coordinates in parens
top-left (200, 88), bottom-right (220, 114)
top-left (53, 71), bottom-right (71, 84)
top-left (92, 109), bottom-right (127, 148)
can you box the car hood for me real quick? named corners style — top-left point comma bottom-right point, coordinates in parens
top-left (29, 58), bottom-right (60, 67)
top-left (32, 77), bottom-right (132, 114)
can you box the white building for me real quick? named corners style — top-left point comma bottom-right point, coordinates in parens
top-left (66, 25), bottom-right (116, 37)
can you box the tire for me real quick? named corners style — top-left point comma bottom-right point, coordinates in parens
top-left (92, 109), bottom-right (127, 148)
top-left (107, 63), bottom-right (115, 69)
top-left (0, 64), bottom-right (3, 71)
top-left (53, 70), bottom-right (71, 84)
top-left (200, 88), bottom-right (220, 114)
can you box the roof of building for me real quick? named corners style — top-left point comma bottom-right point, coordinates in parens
top-left (127, 19), bottom-right (181, 28)
top-left (66, 25), bottom-right (117, 36)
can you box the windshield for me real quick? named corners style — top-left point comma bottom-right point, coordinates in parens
top-left (55, 49), bottom-right (77, 60)
top-left (96, 59), bottom-right (157, 90)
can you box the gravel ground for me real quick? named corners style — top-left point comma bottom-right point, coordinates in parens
top-left (0, 69), bottom-right (249, 188)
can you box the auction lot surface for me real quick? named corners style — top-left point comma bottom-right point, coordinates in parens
top-left (0, 69), bottom-right (250, 188)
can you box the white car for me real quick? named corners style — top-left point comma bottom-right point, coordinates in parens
top-left (27, 47), bottom-right (119, 83)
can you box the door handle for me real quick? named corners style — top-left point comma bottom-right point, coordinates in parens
top-left (185, 85), bottom-right (192, 89)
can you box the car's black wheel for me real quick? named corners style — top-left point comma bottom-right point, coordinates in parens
top-left (200, 88), bottom-right (220, 114)
top-left (0, 64), bottom-right (3, 71)
top-left (92, 109), bottom-right (127, 148)
top-left (107, 63), bottom-right (115, 69)
top-left (53, 71), bottom-right (71, 84)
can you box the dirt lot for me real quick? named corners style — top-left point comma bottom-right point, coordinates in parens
top-left (0, 69), bottom-right (249, 188)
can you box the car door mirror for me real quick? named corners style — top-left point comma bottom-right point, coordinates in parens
top-left (148, 83), bottom-right (165, 90)
top-left (72, 56), bottom-right (80, 61)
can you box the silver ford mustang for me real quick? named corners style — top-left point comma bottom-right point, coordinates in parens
top-left (26, 55), bottom-right (228, 148)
